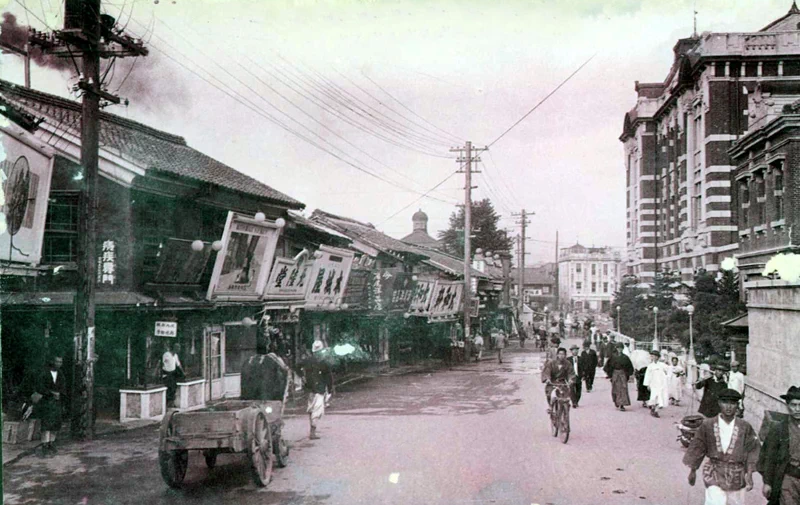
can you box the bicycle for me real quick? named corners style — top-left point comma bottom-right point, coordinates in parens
top-left (546, 380), bottom-right (572, 444)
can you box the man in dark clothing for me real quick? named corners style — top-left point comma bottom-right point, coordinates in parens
top-left (567, 345), bottom-right (583, 408)
top-left (758, 385), bottom-right (800, 505)
top-left (240, 340), bottom-right (289, 402)
top-left (541, 347), bottom-right (576, 413)
top-left (697, 362), bottom-right (729, 418)
top-left (29, 356), bottom-right (65, 456)
top-left (604, 344), bottom-right (634, 411)
top-left (597, 337), bottom-right (607, 369)
top-left (580, 341), bottom-right (598, 392)
top-left (636, 366), bottom-right (650, 408)
top-left (300, 341), bottom-right (334, 440)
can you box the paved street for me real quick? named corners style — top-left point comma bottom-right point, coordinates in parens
top-left (2, 342), bottom-right (766, 505)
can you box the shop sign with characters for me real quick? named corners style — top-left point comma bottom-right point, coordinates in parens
top-left (0, 125), bottom-right (55, 269)
top-left (409, 279), bottom-right (435, 314)
top-left (207, 212), bottom-right (283, 301)
top-left (305, 245), bottom-right (354, 308)
top-left (428, 281), bottom-right (464, 318)
top-left (264, 256), bottom-right (312, 300)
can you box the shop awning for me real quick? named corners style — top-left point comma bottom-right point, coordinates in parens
top-left (0, 291), bottom-right (156, 308)
top-left (721, 313), bottom-right (748, 328)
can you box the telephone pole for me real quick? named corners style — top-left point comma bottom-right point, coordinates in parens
top-left (451, 141), bottom-right (486, 341)
top-left (29, 0), bottom-right (147, 439)
top-left (512, 209), bottom-right (532, 315)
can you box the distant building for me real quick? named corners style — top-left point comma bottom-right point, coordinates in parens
top-left (557, 244), bottom-right (622, 313)
top-left (511, 263), bottom-right (557, 309)
top-left (620, 2), bottom-right (800, 284)
top-left (401, 209), bottom-right (443, 250)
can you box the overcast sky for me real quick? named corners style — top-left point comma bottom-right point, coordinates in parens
top-left (1, 0), bottom-right (795, 263)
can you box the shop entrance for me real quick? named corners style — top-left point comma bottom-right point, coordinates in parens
top-left (204, 325), bottom-right (226, 402)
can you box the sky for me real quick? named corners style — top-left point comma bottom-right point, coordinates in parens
top-left (1, 0), bottom-right (797, 263)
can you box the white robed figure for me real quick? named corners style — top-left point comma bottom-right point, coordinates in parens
top-left (667, 355), bottom-right (685, 405)
top-left (644, 350), bottom-right (670, 417)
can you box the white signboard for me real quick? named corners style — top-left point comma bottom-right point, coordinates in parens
top-left (206, 212), bottom-right (283, 301)
top-left (155, 321), bottom-right (178, 337)
top-left (0, 125), bottom-right (54, 267)
top-left (428, 281), bottom-right (464, 318)
top-left (264, 256), bottom-right (312, 299)
top-left (305, 245), bottom-right (355, 308)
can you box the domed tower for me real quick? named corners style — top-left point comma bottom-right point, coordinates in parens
top-left (412, 209), bottom-right (428, 233)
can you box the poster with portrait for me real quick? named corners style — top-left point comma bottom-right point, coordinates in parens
top-left (0, 125), bottom-right (54, 267)
top-left (264, 256), bottom-right (312, 299)
top-left (409, 279), bottom-right (436, 314)
top-left (305, 245), bottom-right (355, 308)
top-left (206, 212), bottom-right (283, 301)
top-left (428, 281), bottom-right (464, 317)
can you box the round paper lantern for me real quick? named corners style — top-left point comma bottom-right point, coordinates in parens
top-left (191, 240), bottom-right (204, 252)
top-left (211, 240), bottom-right (223, 251)
top-left (254, 212), bottom-right (266, 222)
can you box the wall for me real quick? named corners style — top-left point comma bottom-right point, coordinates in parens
top-left (743, 280), bottom-right (800, 430)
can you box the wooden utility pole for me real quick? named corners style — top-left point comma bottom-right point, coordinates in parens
top-left (512, 209), bottom-right (532, 315)
top-left (554, 231), bottom-right (559, 311)
top-left (30, 0), bottom-right (147, 439)
top-left (451, 141), bottom-right (486, 342)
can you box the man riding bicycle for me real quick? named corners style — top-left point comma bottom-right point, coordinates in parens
top-left (541, 347), bottom-right (576, 413)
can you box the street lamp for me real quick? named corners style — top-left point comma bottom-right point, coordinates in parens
top-left (544, 306), bottom-right (550, 330)
top-left (652, 306), bottom-right (659, 351)
top-left (686, 304), bottom-right (696, 383)
top-left (616, 305), bottom-right (621, 334)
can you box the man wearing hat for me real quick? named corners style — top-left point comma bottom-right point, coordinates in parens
top-left (644, 349), bottom-right (670, 418)
top-left (603, 343), bottom-right (634, 411)
top-left (727, 361), bottom-right (745, 418)
top-left (300, 340), bottom-right (333, 440)
top-left (684, 388), bottom-right (760, 505)
top-left (580, 341), bottom-right (598, 392)
top-left (567, 345), bottom-right (584, 408)
top-left (758, 386), bottom-right (800, 505)
top-left (697, 359), bottom-right (730, 418)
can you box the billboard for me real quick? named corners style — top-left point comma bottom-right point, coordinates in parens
top-left (0, 126), bottom-right (54, 267)
top-left (264, 256), bottom-right (313, 299)
top-left (409, 279), bottom-right (436, 314)
top-left (305, 245), bottom-right (354, 308)
top-left (207, 212), bottom-right (283, 301)
top-left (428, 281), bottom-right (464, 318)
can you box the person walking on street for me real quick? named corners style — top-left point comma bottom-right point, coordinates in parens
top-left (161, 342), bottom-right (184, 408)
top-left (581, 341), bottom-right (598, 392)
top-left (541, 347), bottom-right (576, 413)
top-left (644, 349), bottom-right (670, 418)
top-left (494, 328), bottom-right (507, 364)
top-left (758, 385), bottom-right (800, 505)
top-left (668, 355), bottom-right (685, 406)
top-left (728, 361), bottom-right (745, 418)
top-left (29, 356), bottom-right (65, 457)
top-left (603, 343), bottom-right (634, 411)
top-left (698, 361), bottom-right (730, 418)
top-left (597, 337), bottom-right (606, 368)
top-left (301, 340), bottom-right (333, 440)
top-left (473, 334), bottom-right (484, 362)
top-left (567, 345), bottom-right (583, 408)
top-left (684, 389), bottom-right (760, 505)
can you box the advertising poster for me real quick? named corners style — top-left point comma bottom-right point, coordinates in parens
top-left (264, 256), bottom-right (312, 299)
top-left (342, 269), bottom-right (371, 309)
top-left (306, 245), bottom-right (355, 308)
top-left (387, 272), bottom-right (416, 312)
top-left (206, 212), bottom-right (282, 301)
top-left (428, 281), bottom-right (464, 317)
top-left (0, 126), bottom-right (54, 267)
top-left (409, 279), bottom-right (435, 314)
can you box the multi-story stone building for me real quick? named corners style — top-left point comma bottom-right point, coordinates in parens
top-left (557, 244), bottom-right (622, 313)
top-left (620, 2), bottom-right (800, 283)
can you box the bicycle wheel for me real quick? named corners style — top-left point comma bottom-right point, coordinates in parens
top-left (550, 403), bottom-right (559, 437)
top-left (558, 402), bottom-right (570, 444)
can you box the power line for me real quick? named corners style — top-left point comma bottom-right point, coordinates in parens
top-left (488, 53), bottom-right (596, 147)
top-left (374, 171), bottom-right (459, 228)
top-left (486, 150), bottom-right (523, 209)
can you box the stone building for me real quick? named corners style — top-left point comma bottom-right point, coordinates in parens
top-left (557, 244), bottom-right (622, 313)
top-left (620, 2), bottom-right (800, 284)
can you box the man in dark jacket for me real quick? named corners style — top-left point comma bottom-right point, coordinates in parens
top-left (29, 356), bottom-right (65, 456)
top-left (567, 345), bottom-right (583, 408)
top-left (758, 385), bottom-right (800, 505)
top-left (580, 341), bottom-right (598, 392)
top-left (697, 361), bottom-right (729, 417)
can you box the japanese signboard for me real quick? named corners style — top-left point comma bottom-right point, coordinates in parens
top-left (97, 240), bottom-right (117, 285)
top-left (264, 256), bottom-right (312, 299)
top-left (305, 245), bottom-right (354, 308)
top-left (342, 269), bottom-right (371, 309)
top-left (207, 212), bottom-right (283, 301)
top-left (386, 272), bottom-right (416, 312)
top-left (0, 125), bottom-right (54, 267)
top-left (154, 238), bottom-right (213, 284)
top-left (409, 279), bottom-right (436, 314)
top-left (155, 321), bottom-right (178, 337)
top-left (428, 281), bottom-right (464, 318)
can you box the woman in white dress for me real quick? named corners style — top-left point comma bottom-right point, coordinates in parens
top-left (667, 355), bottom-right (685, 405)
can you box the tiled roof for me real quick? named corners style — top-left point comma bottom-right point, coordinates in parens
top-left (400, 229), bottom-right (442, 248)
top-left (0, 80), bottom-right (303, 208)
top-left (407, 244), bottom-right (488, 279)
top-left (311, 210), bottom-right (424, 256)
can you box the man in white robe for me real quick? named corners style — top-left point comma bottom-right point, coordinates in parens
top-left (644, 349), bottom-right (670, 418)
top-left (668, 355), bottom-right (685, 405)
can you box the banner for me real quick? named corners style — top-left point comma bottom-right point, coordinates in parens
top-left (428, 281), bottom-right (464, 317)
top-left (305, 245), bottom-right (354, 308)
top-left (264, 256), bottom-right (312, 299)
top-left (207, 212), bottom-right (283, 301)
top-left (342, 269), bottom-right (371, 309)
top-left (410, 279), bottom-right (435, 314)
top-left (0, 126), bottom-right (54, 267)
top-left (387, 272), bottom-right (416, 312)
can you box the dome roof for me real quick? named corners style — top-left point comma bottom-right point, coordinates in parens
top-left (412, 209), bottom-right (428, 221)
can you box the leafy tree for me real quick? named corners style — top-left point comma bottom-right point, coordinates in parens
top-left (689, 269), bottom-right (746, 359)
top-left (438, 199), bottom-right (512, 258)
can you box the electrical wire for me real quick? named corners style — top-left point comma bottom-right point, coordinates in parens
top-left (486, 150), bottom-right (524, 209)
top-left (488, 53), bottom-right (596, 147)
top-left (374, 171), bottom-right (459, 229)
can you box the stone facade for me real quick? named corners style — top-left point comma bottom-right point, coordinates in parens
top-left (557, 244), bottom-right (622, 313)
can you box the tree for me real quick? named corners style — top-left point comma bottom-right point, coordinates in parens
top-left (438, 199), bottom-right (512, 258)
top-left (689, 269), bottom-right (746, 359)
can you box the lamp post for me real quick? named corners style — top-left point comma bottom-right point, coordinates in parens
top-left (652, 306), bottom-right (659, 351)
top-left (686, 304), bottom-right (696, 384)
top-left (616, 305), bottom-right (621, 334)
top-left (544, 306), bottom-right (550, 332)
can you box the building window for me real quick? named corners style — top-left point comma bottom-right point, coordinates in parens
top-left (603, 282), bottom-right (608, 293)
top-left (591, 264), bottom-right (596, 275)
top-left (692, 182), bottom-right (702, 229)
top-left (775, 169), bottom-right (784, 221)
top-left (576, 281), bottom-right (582, 292)
top-left (42, 191), bottom-right (80, 263)
top-left (543, 286), bottom-right (550, 294)
top-left (591, 282), bottom-right (597, 293)
top-left (741, 181), bottom-right (750, 228)
top-left (693, 113), bottom-right (702, 151)
top-left (576, 263), bottom-right (582, 273)
top-left (757, 174), bottom-right (766, 224)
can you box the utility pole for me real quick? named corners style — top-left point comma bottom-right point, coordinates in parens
top-left (29, 0), bottom-right (147, 439)
top-left (512, 209), bottom-right (532, 316)
top-left (555, 230), bottom-right (559, 311)
top-left (451, 141), bottom-right (486, 342)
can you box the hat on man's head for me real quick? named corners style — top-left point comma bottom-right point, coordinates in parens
top-left (718, 388), bottom-right (742, 402)
top-left (570, 344), bottom-right (579, 350)
top-left (582, 340), bottom-right (591, 348)
top-left (711, 358), bottom-right (729, 371)
top-left (312, 340), bottom-right (324, 352)
top-left (616, 342), bottom-right (624, 349)
top-left (780, 386), bottom-right (800, 402)
top-left (730, 361), bottom-right (740, 367)
top-left (649, 349), bottom-right (660, 357)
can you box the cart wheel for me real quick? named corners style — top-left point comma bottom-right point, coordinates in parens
top-left (559, 403), bottom-right (570, 444)
top-left (249, 412), bottom-right (273, 487)
top-left (159, 412), bottom-right (189, 488)
top-left (275, 436), bottom-right (290, 468)
top-left (203, 450), bottom-right (218, 469)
